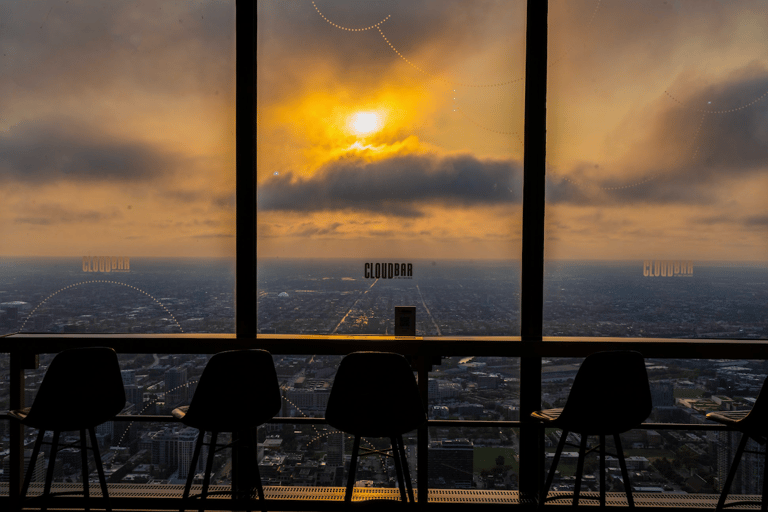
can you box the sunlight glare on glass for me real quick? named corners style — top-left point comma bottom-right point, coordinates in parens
top-left (350, 111), bottom-right (381, 136)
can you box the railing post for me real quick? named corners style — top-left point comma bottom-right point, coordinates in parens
top-left (520, 0), bottom-right (548, 504)
top-left (9, 350), bottom-right (36, 504)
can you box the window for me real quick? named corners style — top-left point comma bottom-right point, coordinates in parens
top-left (0, 1), bottom-right (236, 337)
top-left (257, 1), bottom-right (526, 336)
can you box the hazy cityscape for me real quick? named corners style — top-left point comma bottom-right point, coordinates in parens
top-left (0, 257), bottom-right (766, 495)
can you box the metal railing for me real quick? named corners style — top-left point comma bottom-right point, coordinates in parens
top-left (1, 333), bottom-right (766, 510)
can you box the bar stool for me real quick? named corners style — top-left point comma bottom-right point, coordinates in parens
top-left (172, 349), bottom-right (281, 511)
top-left (706, 377), bottom-right (768, 512)
top-left (325, 351), bottom-right (427, 503)
top-left (9, 346), bottom-right (126, 511)
top-left (532, 350), bottom-right (652, 507)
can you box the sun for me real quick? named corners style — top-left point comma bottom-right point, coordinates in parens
top-left (349, 111), bottom-right (381, 136)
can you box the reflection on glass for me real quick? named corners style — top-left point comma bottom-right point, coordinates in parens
top-left (0, 1), bottom-right (236, 335)
top-left (544, 0), bottom-right (768, 339)
top-left (257, 1), bottom-right (525, 335)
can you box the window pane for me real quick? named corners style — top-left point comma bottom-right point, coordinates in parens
top-left (544, 0), bottom-right (768, 339)
top-left (0, 1), bottom-right (235, 335)
top-left (257, 1), bottom-right (525, 335)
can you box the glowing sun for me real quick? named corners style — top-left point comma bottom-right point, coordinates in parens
top-left (350, 111), bottom-right (381, 136)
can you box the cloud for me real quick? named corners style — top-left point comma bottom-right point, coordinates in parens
top-left (0, 119), bottom-right (182, 184)
top-left (13, 204), bottom-right (122, 225)
top-left (258, 153), bottom-right (522, 215)
top-left (550, 63), bottom-right (768, 206)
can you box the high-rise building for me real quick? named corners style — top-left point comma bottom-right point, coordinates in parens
top-left (326, 430), bottom-right (344, 467)
top-left (150, 426), bottom-right (203, 479)
top-left (716, 430), bottom-right (765, 495)
top-left (164, 366), bottom-right (188, 407)
top-left (1, 450), bottom-right (45, 483)
top-left (428, 438), bottom-right (474, 488)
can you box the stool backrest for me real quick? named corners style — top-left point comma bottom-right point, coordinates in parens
top-left (557, 350), bottom-right (652, 435)
top-left (741, 376), bottom-right (768, 440)
top-left (24, 347), bottom-right (126, 431)
top-left (325, 351), bottom-right (426, 438)
top-left (183, 349), bottom-right (281, 432)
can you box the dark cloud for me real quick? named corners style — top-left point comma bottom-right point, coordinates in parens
top-left (0, 119), bottom-right (181, 184)
top-left (14, 205), bottom-right (121, 225)
top-left (551, 64), bottom-right (768, 205)
top-left (258, 153), bottom-right (522, 215)
top-left (191, 233), bottom-right (234, 239)
top-left (744, 215), bottom-right (768, 227)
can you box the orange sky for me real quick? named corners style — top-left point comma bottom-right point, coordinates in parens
top-left (257, 0), bottom-right (768, 262)
top-left (1, 1), bottom-right (235, 258)
top-left (2, 1), bottom-right (766, 262)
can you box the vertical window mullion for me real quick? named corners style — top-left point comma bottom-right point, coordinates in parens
top-left (237, 0), bottom-right (257, 338)
top-left (519, 0), bottom-right (548, 501)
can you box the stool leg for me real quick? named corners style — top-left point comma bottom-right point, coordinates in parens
top-left (183, 430), bottom-right (205, 504)
top-left (762, 441), bottom-right (767, 512)
top-left (201, 431), bottom-right (218, 510)
top-left (80, 429), bottom-right (90, 511)
top-left (599, 434), bottom-right (606, 507)
top-left (40, 430), bottom-right (60, 512)
top-left (573, 434), bottom-right (588, 507)
top-left (88, 427), bottom-right (111, 512)
top-left (346, 436), bottom-right (361, 503)
top-left (718, 434), bottom-right (748, 512)
top-left (397, 435), bottom-right (415, 502)
top-left (22, 429), bottom-right (46, 501)
top-left (391, 436), bottom-right (407, 502)
top-left (247, 428), bottom-right (266, 506)
top-left (541, 429), bottom-right (569, 507)
top-left (614, 434), bottom-right (634, 507)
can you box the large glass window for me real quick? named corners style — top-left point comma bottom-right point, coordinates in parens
top-left (544, 0), bottom-right (768, 339)
top-left (0, 1), bottom-right (236, 336)
top-left (257, 1), bottom-right (525, 336)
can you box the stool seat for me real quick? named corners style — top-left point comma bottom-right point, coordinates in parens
top-left (174, 349), bottom-right (280, 512)
top-left (532, 350), bottom-right (651, 508)
top-left (9, 347), bottom-right (125, 511)
top-left (326, 351), bottom-right (426, 503)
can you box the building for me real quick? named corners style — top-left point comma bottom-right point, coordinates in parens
top-left (1, 449), bottom-right (46, 484)
top-left (428, 439), bottom-right (474, 488)
top-left (164, 366), bottom-right (188, 408)
top-left (150, 426), bottom-right (203, 479)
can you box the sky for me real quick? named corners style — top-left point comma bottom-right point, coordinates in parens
top-left (258, 0), bottom-right (768, 262)
top-left (2, 1), bottom-right (766, 262)
top-left (1, 0), bottom-right (235, 258)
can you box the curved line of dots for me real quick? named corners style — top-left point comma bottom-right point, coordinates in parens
top-left (377, 26), bottom-right (523, 88)
top-left (664, 89), bottom-right (768, 114)
top-left (111, 379), bottom-right (200, 464)
top-left (18, 280), bottom-right (184, 333)
top-left (312, 1), bottom-right (390, 31)
top-left (455, 106), bottom-right (521, 137)
top-left (281, 395), bottom-right (321, 436)
top-left (304, 433), bottom-right (387, 472)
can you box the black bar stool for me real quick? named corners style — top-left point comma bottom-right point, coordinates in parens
top-left (532, 350), bottom-right (652, 507)
top-left (172, 349), bottom-right (281, 512)
top-left (707, 377), bottom-right (768, 512)
top-left (325, 351), bottom-right (427, 504)
top-left (9, 347), bottom-right (126, 511)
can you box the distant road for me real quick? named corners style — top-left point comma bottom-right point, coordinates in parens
top-left (148, 354), bottom-right (160, 367)
top-left (331, 279), bottom-right (378, 333)
top-left (417, 285), bottom-right (442, 335)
